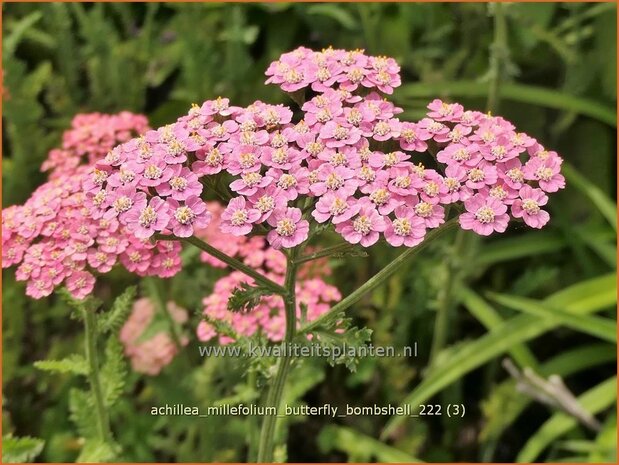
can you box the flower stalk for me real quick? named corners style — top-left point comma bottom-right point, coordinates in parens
top-left (155, 234), bottom-right (288, 296)
top-left (293, 241), bottom-right (359, 265)
top-left (256, 248), bottom-right (298, 463)
top-left (82, 306), bottom-right (113, 445)
top-left (487, 2), bottom-right (509, 113)
top-left (300, 218), bottom-right (459, 335)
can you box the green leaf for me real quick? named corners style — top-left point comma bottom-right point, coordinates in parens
top-left (547, 273), bottom-right (617, 311)
top-left (3, 11), bottom-right (43, 56)
top-left (381, 274), bottom-right (616, 438)
top-left (227, 283), bottom-right (273, 313)
top-left (489, 292), bottom-right (617, 343)
top-left (305, 313), bottom-right (373, 372)
top-left (397, 81), bottom-right (617, 127)
top-left (34, 354), bottom-right (88, 376)
top-left (517, 376), bottom-right (617, 462)
top-left (100, 336), bottom-right (127, 407)
top-left (476, 231), bottom-right (565, 266)
top-left (318, 425), bottom-right (423, 463)
top-left (69, 388), bottom-right (98, 439)
top-left (562, 163), bottom-right (617, 231)
top-left (459, 286), bottom-right (539, 369)
top-left (98, 286), bottom-right (137, 334)
top-left (2, 435), bottom-right (44, 463)
top-left (76, 439), bottom-right (117, 463)
top-left (589, 413), bottom-right (618, 463)
top-left (57, 288), bottom-right (102, 318)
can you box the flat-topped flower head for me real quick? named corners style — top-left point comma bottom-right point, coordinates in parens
top-left (4, 49), bottom-right (567, 305)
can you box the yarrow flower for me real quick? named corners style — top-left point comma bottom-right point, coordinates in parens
top-left (2, 112), bottom-right (182, 299)
top-left (41, 112), bottom-right (149, 180)
top-left (120, 297), bottom-right (189, 375)
top-left (4, 47), bottom-right (565, 300)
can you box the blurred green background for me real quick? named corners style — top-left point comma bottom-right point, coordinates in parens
top-left (2, 2), bottom-right (617, 463)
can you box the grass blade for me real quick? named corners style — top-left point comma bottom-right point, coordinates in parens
top-left (396, 81), bottom-right (617, 127)
top-left (489, 292), bottom-right (617, 343)
top-left (459, 286), bottom-right (539, 369)
top-left (381, 274), bottom-right (616, 439)
top-left (562, 163), bottom-right (617, 232)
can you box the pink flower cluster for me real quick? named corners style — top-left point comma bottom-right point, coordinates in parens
top-left (195, 202), bottom-right (340, 344)
top-left (86, 47), bottom-right (563, 254)
top-left (119, 297), bottom-right (189, 375)
top-left (2, 113), bottom-right (183, 299)
top-left (265, 46), bottom-right (401, 94)
top-left (41, 112), bottom-right (149, 180)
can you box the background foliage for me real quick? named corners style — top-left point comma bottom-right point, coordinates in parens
top-left (2, 2), bottom-right (617, 463)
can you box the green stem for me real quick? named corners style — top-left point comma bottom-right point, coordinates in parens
top-left (429, 228), bottom-right (467, 363)
top-left (293, 242), bottom-right (359, 265)
top-left (144, 278), bottom-right (184, 350)
top-left (154, 234), bottom-right (287, 296)
top-left (246, 370), bottom-right (259, 462)
top-left (299, 219), bottom-right (459, 335)
top-left (82, 307), bottom-right (113, 444)
top-left (256, 249), bottom-right (298, 462)
top-left (487, 2), bottom-right (508, 114)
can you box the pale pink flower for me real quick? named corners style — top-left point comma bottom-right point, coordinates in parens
top-left (266, 207), bottom-right (309, 249)
top-left (511, 186), bottom-right (550, 229)
top-left (335, 201), bottom-right (386, 247)
top-left (459, 194), bottom-right (509, 236)
top-left (465, 161), bottom-right (498, 189)
top-left (125, 197), bottom-right (171, 239)
top-left (167, 197), bottom-right (212, 238)
top-left (155, 166), bottom-right (203, 200)
top-left (427, 99), bottom-right (464, 122)
top-left (523, 156), bottom-right (565, 192)
top-left (220, 197), bottom-right (261, 236)
top-left (312, 191), bottom-right (357, 224)
top-left (384, 206), bottom-right (426, 247)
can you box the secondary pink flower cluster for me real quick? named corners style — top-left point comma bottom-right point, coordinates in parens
top-left (85, 47), bottom-right (563, 253)
top-left (120, 297), bottom-right (189, 375)
top-left (41, 112), bottom-right (149, 180)
top-left (196, 202), bottom-right (341, 344)
top-left (2, 113), bottom-right (183, 299)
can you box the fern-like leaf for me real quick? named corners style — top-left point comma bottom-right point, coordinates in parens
top-left (76, 439), bottom-right (118, 463)
top-left (2, 435), bottom-right (44, 463)
top-left (69, 388), bottom-right (98, 439)
top-left (100, 336), bottom-right (127, 407)
top-left (34, 354), bottom-right (88, 376)
top-left (305, 314), bottom-right (373, 372)
top-left (227, 283), bottom-right (272, 313)
top-left (98, 286), bottom-right (137, 334)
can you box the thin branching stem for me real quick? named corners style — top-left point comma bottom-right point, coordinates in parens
top-left (299, 219), bottom-right (459, 335)
top-left (154, 234), bottom-right (287, 296)
top-left (293, 242), bottom-right (358, 265)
